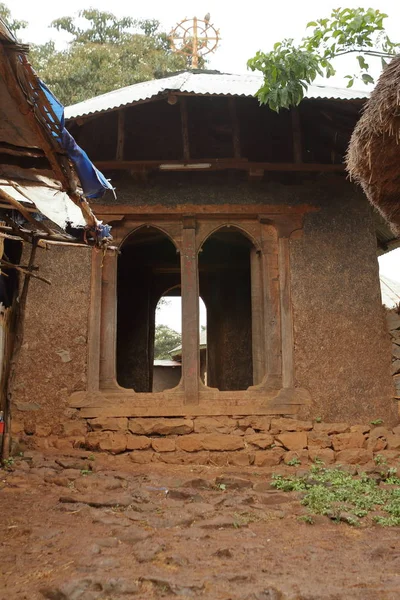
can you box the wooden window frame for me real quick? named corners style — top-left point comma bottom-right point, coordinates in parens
top-left (80, 207), bottom-right (313, 418)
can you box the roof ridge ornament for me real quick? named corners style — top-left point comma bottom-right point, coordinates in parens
top-left (169, 16), bottom-right (220, 69)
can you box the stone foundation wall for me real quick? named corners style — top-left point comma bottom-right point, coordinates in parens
top-left (15, 415), bottom-right (400, 467)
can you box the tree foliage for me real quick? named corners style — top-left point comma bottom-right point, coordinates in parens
top-left (1, 5), bottom-right (198, 106)
top-left (248, 8), bottom-right (399, 111)
top-left (0, 2), bottom-right (27, 34)
top-left (154, 325), bottom-right (181, 360)
top-left (29, 10), bottom-right (193, 106)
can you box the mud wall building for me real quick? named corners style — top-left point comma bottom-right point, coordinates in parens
top-left (10, 72), bottom-right (400, 452)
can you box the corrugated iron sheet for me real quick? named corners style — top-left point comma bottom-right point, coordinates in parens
top-left (380, 275), bottom-right (400, 308)
top-left (65, 71), bottom-right (369, 119)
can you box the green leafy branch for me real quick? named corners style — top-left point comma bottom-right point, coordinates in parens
top-left (247, 8), bottom-right (399, 111)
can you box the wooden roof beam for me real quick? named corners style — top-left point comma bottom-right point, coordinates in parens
top-left (96, 159), bottom-right (345, 172)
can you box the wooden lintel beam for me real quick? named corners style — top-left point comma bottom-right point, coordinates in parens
top-left (95, 202), bottom-right (318, 218)
top-left (96, 159), bottom-right (345, 173)
top-left (249, 167), bottom-right (264, 181)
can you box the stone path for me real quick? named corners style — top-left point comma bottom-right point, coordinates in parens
top-left (1, 450), bottom-right (400, 599)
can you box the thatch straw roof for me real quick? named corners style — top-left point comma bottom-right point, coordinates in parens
top-left (347, 57), bottom-right (400, 236)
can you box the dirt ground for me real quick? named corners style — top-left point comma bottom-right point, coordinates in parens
top-left (1, 450), bottom-right (400, 600)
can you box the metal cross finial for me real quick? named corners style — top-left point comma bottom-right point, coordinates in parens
top-left (169, 16), bottom-right (220, 69)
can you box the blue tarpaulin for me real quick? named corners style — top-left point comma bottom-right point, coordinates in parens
top-left (39, 80), bottom-right (114, 199)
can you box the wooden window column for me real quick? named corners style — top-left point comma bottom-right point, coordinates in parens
top-left (260, 221), bottom-right (282, 386)
top-left (250, 247), bottom-right (265, 384)
top-left (181, 217), bottom-right (200, 404)
top-left (278, 235), bottom-right (295, 388)
top-left (99, 250), bottom-right (119, 390)
top-left (87, 248), bottom-right (103, 391)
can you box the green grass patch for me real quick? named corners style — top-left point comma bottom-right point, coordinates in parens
top-left (271, 465), bottom-right (400, 526)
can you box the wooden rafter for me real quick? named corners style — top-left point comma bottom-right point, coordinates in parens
top-left (116, 109), bottom-right (125, 161)
top-left (228, 98), bottom-right (241, 159)
top-left (179, 97), bottom-right (190, 161)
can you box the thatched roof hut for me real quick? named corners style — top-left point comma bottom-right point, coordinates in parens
top-left (347, 57), bottom-right (400, 236)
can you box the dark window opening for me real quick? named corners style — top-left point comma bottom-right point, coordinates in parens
top-left (0, 238), bottom-right (22, 308)
top-left (117, 227), bottom-right (181, 391)
top-left (199, 227), bottom-right (253, 391)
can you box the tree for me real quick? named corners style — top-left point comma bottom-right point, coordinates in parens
top-left (28, 10), bottom-right (194, 105)
top-left (247, 8), bottom-right (399, 111)
top-left (154, 325), bottom-right (181, 360)
top-left (1, 5), bottom-right (200, 106)
top-left (0, 3), bottom-right (27, 35)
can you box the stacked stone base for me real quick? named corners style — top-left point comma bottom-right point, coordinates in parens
top-left (13, 415), bottom-right (400, 467)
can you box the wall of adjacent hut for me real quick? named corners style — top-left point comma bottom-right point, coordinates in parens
top-left (9, 175), bottom-right (398, 446)
top-left (11, 245), bottom-right (92, 439)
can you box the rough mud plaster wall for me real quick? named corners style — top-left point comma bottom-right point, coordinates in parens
top-left (99, 174), bottom-right (394, 422)
top-left (201, 271), bottom-right (252, 390)
top-left (97, 173), bottom-right (319, 207)
top-left (12, 245), bottom-right (91, 432)
top-left (152, 366), bottom-right (182, 392)
top-left (290, 185), bottom-right (397, 425)
top-left (105, 174), bottom-right (395, 421)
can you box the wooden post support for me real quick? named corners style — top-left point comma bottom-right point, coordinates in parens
top-left (278, 236), bottom-right (295, 388)
top-left (99, 250), bottom-right (119, 389)
top-left (181, 217), bottom-right (199, 404)
top-left (116, 110), bottom-right (125, 161)
top-left (87, 248), bottom-right (103, 391)
top-left (261, 224), bottom-right (282, 380)
top-left (229, 97), bottom-right (241, 159)
top-left (291, 107), bottom-right (302, 164)
top-left (250, 247), bottom-right (265, 384)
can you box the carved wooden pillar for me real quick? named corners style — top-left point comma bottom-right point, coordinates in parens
top-left (260, 222), bottom-right (282, 384)
top-left (250, 247), bottom-right (265, 384)
top-left (278, 236), bottom-right (295, 388)
top-left (87, 248), bottom-right (103, 391)
top-left (99, 250), bottom-right (118, 389)
top-left (181, 217), bottom-right (199, 404)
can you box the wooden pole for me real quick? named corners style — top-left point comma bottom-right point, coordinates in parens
top-left (116, 110), bottom-right (125, 161)
top-left (278, 237), bottom-right (295, 388)
top-left (250, 248), bottom-right (265, 384)
top-left (181, 217), bottom-right (200, 404)
top-left (291, 108), bottom-right (302, 164)
top-left (229, 98), bottom-right (241, 159)
top-left (192, 17), bottom-right (199, 68)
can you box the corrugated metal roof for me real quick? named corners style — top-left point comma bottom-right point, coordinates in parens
top-left (65, 71), bottom-right (369, 119)
top-left (380, 275), bottom-right (400, 308)
top-left (154, 359), bottom-right (181, 367)
top-left (170, 329), bottom-right (207, 357)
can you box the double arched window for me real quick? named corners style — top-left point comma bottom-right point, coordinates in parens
top-left (86, 212), bottom-right (305, 413)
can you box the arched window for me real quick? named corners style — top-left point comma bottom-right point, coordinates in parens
top-left (117, 227), bottom-right (180, 391)
top-left (199, 227), bottom-right (254, 390)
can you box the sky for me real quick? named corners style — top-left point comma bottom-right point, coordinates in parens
top-left (11, 0), bottom-right (400, 85)
top-left (8, 0), bottom-right (400, 321)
